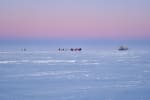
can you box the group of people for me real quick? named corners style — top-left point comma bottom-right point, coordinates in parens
top-left (21, 48), bottom-right (82, 52)
top-left (58, 48), bottom-right (82, 52)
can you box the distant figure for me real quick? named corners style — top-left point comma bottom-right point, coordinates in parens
top-left (70, 48), bottom-right (74, 51)
top-left (58, 48), bottom-right (61, 51)
top-left (22, 48), bottom-right (27, 51)
top-left (74, 48), bottom-right (78, 51)
top-left (78, 48), bottom-right (82, 51)
top-left (24, 48), bottom-right (26, 51)
top-left (118, 45), bottom-right (128, 51)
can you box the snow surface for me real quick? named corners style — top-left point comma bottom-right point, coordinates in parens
top-left (0, 47), bottom-right (150, 100)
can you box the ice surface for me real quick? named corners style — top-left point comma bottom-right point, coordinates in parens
top-left (0, 45), bottom-right (150, 100)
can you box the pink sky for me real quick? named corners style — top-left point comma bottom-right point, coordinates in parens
top-left (0, 0), bottom-right (150, 39)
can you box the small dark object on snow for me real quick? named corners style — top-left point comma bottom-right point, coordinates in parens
top-left (118, 45), bottom-right (128, 51)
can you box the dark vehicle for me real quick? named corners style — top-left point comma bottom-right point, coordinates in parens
top-left (118, 45), bottom-right (128, 51)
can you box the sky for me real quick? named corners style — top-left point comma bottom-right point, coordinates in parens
top-left (0, 0), bottom-right (150, 39)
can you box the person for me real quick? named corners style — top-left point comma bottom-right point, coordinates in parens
top-left (23, 48), bottom-right (27, 51)
top-left (78, 48), bottom-right (82, 51)
top-left (58, 48), bottom-right (61, 51)
top-left (70, 48), bottom-right (74, 51)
